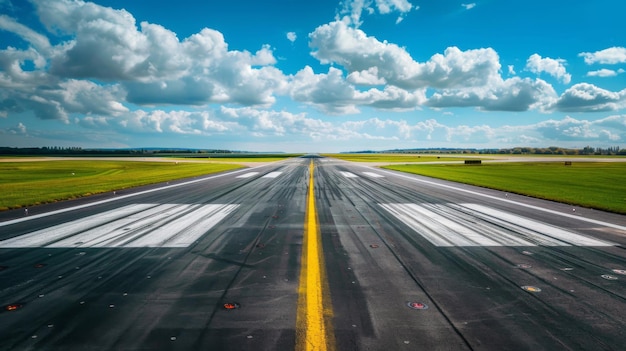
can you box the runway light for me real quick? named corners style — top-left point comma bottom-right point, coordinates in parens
top-left (521, 286), bottom-right (541, 292)
top-left (407, 301), bottom-right (428, 310)
top-left (601, 275), bottom-right (618, 280)
top-left (612, 269), bottom-right (626, 275)
top-left (223, 302), bottom-right (240, 310)
top-left (370, 244), bottom-right (379, 248)
top-left (34, 263), bottom-right (46, 268)
top-left (4, 303), bottom-right (23, 311)
top-left (516, 264), bottom-right (532, 269)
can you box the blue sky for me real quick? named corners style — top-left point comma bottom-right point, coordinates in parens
top-left (0, 0), bottom-right (625, 152)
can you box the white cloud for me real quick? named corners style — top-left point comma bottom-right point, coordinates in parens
top-left (3, 0), bottom-right (287, 112)
top-left (427, 77), bottom-right (558, 112)
top-left (286, 32), bottom-right (297, 43)
top-left (525, 54), bottom-right (571, 84)
top-left (535, 115), bottom-right (626, 142)
top-left (461, 3), bottom-right (476, 10)
top-left (310, 21), bottom-right (502, 90)
top-left (586, 68), bottom-right (624, 77)
top-left (554, 83), bottom-right (626, 112)
top-left (0, 15), bottom-right (51, 53)
top-left (579, 47), bottom-right (626, 65)
top-left (339, 0), bottom-right (416, 27)
top-left (289, 66), bottom-right (425, 114)
top-left (508, 65), bottom-right (516, 75)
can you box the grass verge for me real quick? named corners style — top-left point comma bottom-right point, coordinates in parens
top-left (382, 162), bottom-right (626, 214)
top-left (0, 160), bottom-right (243, 210)
top-left (322, 153), bottom-right (469, 163)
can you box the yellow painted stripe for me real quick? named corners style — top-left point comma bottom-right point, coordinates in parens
top-left (296, 160), bottom-right (335, 351)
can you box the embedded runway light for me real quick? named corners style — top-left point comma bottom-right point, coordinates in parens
top-left (407, 301), bottom-right (428, 310)
top-left (5, 303), bottom-right (23, 311)
top-left (223, 302), bottom-right (240, 310)
top-left (34, 263), bottom-right (46, 268)
top-left (521, 286), bottom-right (541, 292)
top-left (516, 264), bottom-right (532, 269)
top-left (601, 275), bottom-right (618, 280)
top-left (611, 269), bottom-right (626, 275)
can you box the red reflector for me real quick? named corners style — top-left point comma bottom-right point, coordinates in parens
top-left (223, 302), bottom-right (240, 310)
top-left (5, 303), bottom-right (23, 311)
top-left (407, 301), bottom-right (428, 310)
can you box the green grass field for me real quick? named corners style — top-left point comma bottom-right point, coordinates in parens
top-left (383, 162), bottom-right (626, 214)
top-left (0, 160), bottom-right (244, 210)
top-left (322, 153), bottom-right (469, 163)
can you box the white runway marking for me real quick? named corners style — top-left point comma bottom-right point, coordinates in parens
top-left (362, 172), bottom-right (384, 178)
top-left (340, 171), bottom-right (359, 178)
top-left (236, 172), bottom-right (259, 179)
top-left (0, 203), bottom-right (239, 248)
top-left (380, 203), bottom-right (614, 247)
top-left (375, 168), bottom-right (626, 232)
top-left (262, 172), bottom-right (282, 178)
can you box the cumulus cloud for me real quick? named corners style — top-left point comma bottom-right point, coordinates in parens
top-left (579, 47), bottom-right (626, 65)
top-left (286, 32), bottom-right (297, 43)
top-left (427, 77), bottom-right (558, 112)
top-left (310, 21), bottom-right (502, 90)
top-left (461, 3), bottom-right (476, 10)
top-left (525, 54), bottom-right (571, 84)
top-left (289, 66), bottom-right (425, 114)
top-left (0, 0), bottom-right (289, 122)
top-left (586, 68), bottom-right (624, 77)
top-left (554, 83), bottom-right (626, 112)
top-left (508, 65), bottom-right (516, 75)
top-left (535, 115), bottom-right (626, 142)
top-left (339, 0), bottom-right (416, 27)
top-left (0, 15), bottom-right (51, 53)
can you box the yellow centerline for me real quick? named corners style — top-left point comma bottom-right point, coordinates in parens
top-left (296, 160), bottom-right (335, 351)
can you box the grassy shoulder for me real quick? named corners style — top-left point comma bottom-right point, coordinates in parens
top-left (0, 160), bottom-right (243, 210)
top-left (382, 162), bottom-right (626, 214)
top-left (322, 153), bottom-right (470, 163)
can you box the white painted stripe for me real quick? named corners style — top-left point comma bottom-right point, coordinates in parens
top-left (263, 171), bottom-right (282, 178)
top-left (459, 203), bottom-right (614, 247)
top-left (0, 204), bottom-right (239, 248)
top-left (236, 172), bottom-right (259, 179)
top-left (0, 167), bottom-right (257, 227)
top-left (340, 171), bottom-right (359, 178)
top-left (380, 203), bottom-right (516, 246)
top-left (374, 168), bottom-right (626, 232)
top-left (362, 172), bottom-right (384, 178)
top-left (380, 203), bottom-right (615, 247)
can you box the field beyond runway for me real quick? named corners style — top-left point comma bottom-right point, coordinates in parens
top-left (1, 157), bottom-right (625, 350)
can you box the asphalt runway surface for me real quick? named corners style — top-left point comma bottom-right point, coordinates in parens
top-left (0, 157), bottom-right (625, 350)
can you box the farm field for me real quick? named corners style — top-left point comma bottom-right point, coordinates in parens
top-left (383, 162), bottom-right (626, 214)
top-left (0, 159), bottom-right (244, 210)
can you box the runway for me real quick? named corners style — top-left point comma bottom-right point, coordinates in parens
top-left (1, 157), bottom-right (625, 350)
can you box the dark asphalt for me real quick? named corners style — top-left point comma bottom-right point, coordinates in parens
top-left (0, 157), bottom-right (625, 350)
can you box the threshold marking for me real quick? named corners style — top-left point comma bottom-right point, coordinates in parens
top-left (339, 171), bottom-right (358, 178)
top-left (237, 172), bottom-right (259, 179)
top-left (362, 172), bottom-right (384, 178)
top-left (0, 204), bottom-right (239, 248)
top-left (0, 167), bottom-right (256, 227)
top-left (296, 160), bottom-right (335, 351)
top-left (380, 203), bottom-right (614, 247)
top-left (375, 168), bottom-right (626, 232)
top-left (263, 171), bottom-right (283, 179)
